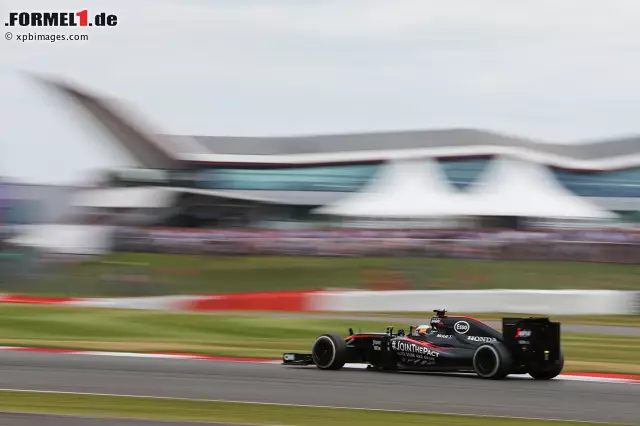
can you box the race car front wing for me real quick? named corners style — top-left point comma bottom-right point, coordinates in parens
top-left (282, 352), bottom-right (314, 365)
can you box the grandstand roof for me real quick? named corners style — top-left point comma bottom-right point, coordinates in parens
top-left (178, 130), bottom-right (639, 161)
top-left (176, 130), bottom-right (640, 171)
top-left (38, 76), bottom-right (640, 171)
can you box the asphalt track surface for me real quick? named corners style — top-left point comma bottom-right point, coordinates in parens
top-left (0, 413), bottom-right (238, 426)
top-left (220, 311), bottom-right (640, 336)
top-left (0, 352), bottom-right (638, 424)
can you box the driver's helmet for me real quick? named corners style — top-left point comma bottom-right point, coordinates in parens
top-left (430, 315), bottom-right (443, 330)
top-left (415, 324), bottom-right (430, 335)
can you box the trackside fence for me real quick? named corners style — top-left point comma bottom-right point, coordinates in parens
top-left (1, 290), bottom-right (638, 315)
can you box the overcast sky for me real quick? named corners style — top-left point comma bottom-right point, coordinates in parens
top-left (2, 0), bottom-right (640, 185)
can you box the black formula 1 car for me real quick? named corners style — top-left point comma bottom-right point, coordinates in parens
top-left (282, 309), bottom-right (564, 380)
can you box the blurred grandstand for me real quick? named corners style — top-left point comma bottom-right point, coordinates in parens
top-left (2, 77), bottom-right (640, 263)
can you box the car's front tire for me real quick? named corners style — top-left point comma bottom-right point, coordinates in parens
top-left (472, 342), bottom-right (512, 380)
top-left (311, 333), bottom-right (347, 370)
top-left (528, 350), bottom-right (564, 380)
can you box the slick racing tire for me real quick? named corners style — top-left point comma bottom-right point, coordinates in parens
top-left (311, 333), bottom-right (347, 370)
top-left (472, 342), bottom-right (512, 380)
top-left (528, 350), bottom-right (564, 380)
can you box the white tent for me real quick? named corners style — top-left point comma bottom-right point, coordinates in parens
top-left (72, 186), bottom-right (176, 209)
top-left (8, 224), bottom-right (114, 255)
top-left (313, 158), bottom-right (470, 218)
top-left (462, 156), bottom-right (617, 219)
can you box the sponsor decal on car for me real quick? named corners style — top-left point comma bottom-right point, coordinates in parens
top-left (406, 357), bottom-right (437, 366)
top-left (391, 340), bottom-right (440, 358)
top-left (515, 328), bottom-right (532, 338)
top-left (453, 321), bottom-right (470, 334)
top-left (283, 354), bottom-right (295, 361)
top-left (467, 336), bottom-right (497, 342)
top-left (436, 334), bottom-right (452, 339)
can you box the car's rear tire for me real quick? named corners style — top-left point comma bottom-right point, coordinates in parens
top-left (472, 342), bottom-right (512, 380)
top-left (528, 350), bottom-right (564, 380)
top-left (311, 333), bottom-right (347, 370)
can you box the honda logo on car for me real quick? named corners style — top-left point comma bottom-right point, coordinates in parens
top-left (454, 321), bottom-right (470, 334)
top-left (392, 340), bottom-right (439, 357)
top-left (467, 336), bottom-right (497, 342)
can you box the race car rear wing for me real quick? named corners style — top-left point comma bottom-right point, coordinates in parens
top-left (502, 317), bottom-right (561, 364)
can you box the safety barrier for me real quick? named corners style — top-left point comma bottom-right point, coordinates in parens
top-left (308, 290), bottom-right (640, 315)
top-left (185, 291), bottom-right (318, 312)
top-left (1, 290), bottom-right (638, 315)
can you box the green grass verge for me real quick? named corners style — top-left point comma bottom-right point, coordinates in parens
top-left (334, 312), bottom-right (640, 327)
top-left (0, 390), bottom-right (621, 425)
top-left (6, 254), bottom-right (639, 297)
top-left (0, 305), bottom-right (638, 374)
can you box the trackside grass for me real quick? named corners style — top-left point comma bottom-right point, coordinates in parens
top-left (7, 254), bottom-right (639, 297)
top-left (334, 312), bottom-right (640, 327)
top-left (0, 305), bottom-right (638, 374)
top-left (0, 391), bottom-right (623, 426)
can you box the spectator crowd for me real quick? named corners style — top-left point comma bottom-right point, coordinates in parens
top-left (113, 227), bottom-right (640, 264)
